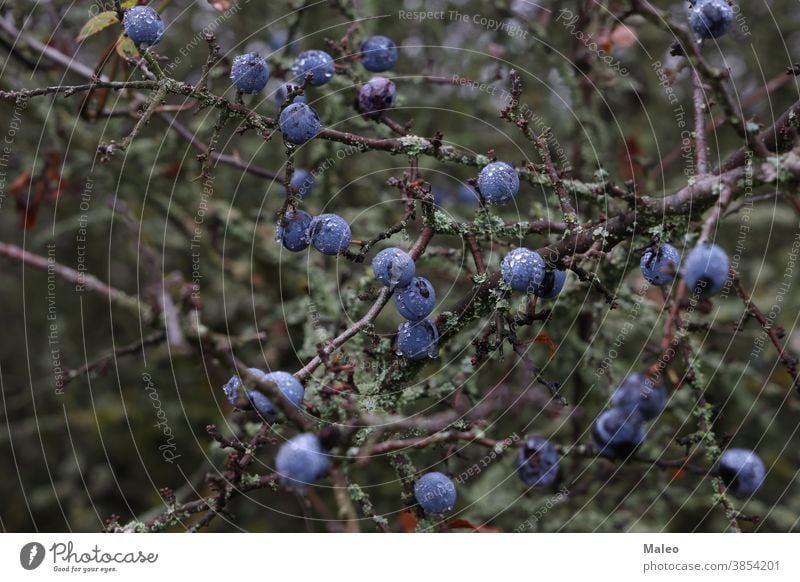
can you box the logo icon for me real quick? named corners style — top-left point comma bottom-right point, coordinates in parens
top-left (20, 542), bottom-right (45, 570)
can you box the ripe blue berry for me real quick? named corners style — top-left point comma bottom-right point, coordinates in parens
top-left (718, 448), bottom-right (766, 498)
top-left (414, 471), bottom-right (457, 514)
top-left (537, 269), bottom-right (567, 299)
top-left (222, 367), bottom-right (265, 404)
top-left (308, 213), bottom-right (352, 255)
top-left (396, 319), bottom-right (439, 360)
top-left (247, 390), bottom-right (275, 417)
top-left (477, 161), bottom-right (519, 205)
top-left (275, 433), bottom-right (330, 489)
top-left (230, 53), bottom-right (269, 94)
top-left (225, 369), bottom-right (304, 416)
top-left (372, 247), bottom-right (416, 289)
top-left (279, 102), bottom-right (321, 145)
top-left (291, 50), bottom-right (336, 86)
top-left (358, 76), bottom-right (397, 118)
top-left (501, 248), bottom-right (546, 293)
top-left (611, 373), bottom-right (667, 421)
top-left (277, 209), bottom-right (313, 252)
top-left (456, 183), bottom-right (480, 205)
top-left (515, 436), bottom-right (559, 487)
top-left (682, 243), bottom-right (729, 296)
top-left (395, 276), bottom-right (436, 320)
top-left (360, 35), bottom-right (398, 72)
top-left (287, 169), bottom-right (316, 199)
top-left (262, 371), bottom-right (305, 408)
top-left (275, 82), bottom-right (307, 107)
top-left (592, 409), bottom-right (646, 458)
top-left (122, 6), bottom-right (165, 47)
top-left (640, 243), bottom-right (681, 286)
top-left (689, 0), bottom-right (734, 39)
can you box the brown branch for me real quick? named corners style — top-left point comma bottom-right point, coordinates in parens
top-left (0, 241), bottom-right (150, 317)
top-left (734, 277), bottom-right (800, 391)
top-left (693, 69), bottom-right (708, 177)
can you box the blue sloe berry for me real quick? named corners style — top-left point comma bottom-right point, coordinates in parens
top-left (515, 436), bottom-right (560, 487)
top-left (122, 6), bottom-right (165, 47)
top-left (358, 76), bottom-right (397, 118)
top-left (682, 243), bottom-right (729, 296)
top-left (501, 248), bottom-right (546, 293)
top-left (222, 367), bottom-right (265, 405)
top-left (477, 161), bottom-right (519, 205)
top-left (456, 183), bottom-right (480, 205)
top-left (230, 53), bottom-right (269, 94)
top-left (277, 209), bottom-right (313, 252)
top-left (592, 409), bottom-right (646, 458)
top-left (274, 82), bottom-right (307, 107)
top-left (641, 243), bottom-right (681, 286)
top-left (414, 471), bottom-right (457, 514)
top-left (291, 50), bottom-right (336, 86)
top-left (372, 247), bottom-right (416, 289)
top-left (689, 0), bottom-right (734, 39)
top-left (226, 369), bottom-right (304, 416)
top-left (360, 35), bottom-right (398, 72)
top-left (395, 276), bottom-right (436, 320)
top-left (278, 102), bottom-right (321, 145)
top-left (537, 269), bottom-right (567, 299)
top-left (611, 372), bottom-right (667, 421)
top-left (718, 448), bottom-right (766, 498)
top-left (396, 319), bottom-right (439, 360)
top-left (308, 213), bottom-right (352, 255)
top-left (275, 433), bottom-right (330, 489)
top-left (247, 390), bottom-right (275, 417)
top-left (286, 169), bottom-right (316, 199)
top-left (262, 371), bottom-right (305, 408)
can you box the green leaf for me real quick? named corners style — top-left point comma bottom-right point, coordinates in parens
top-left (116, 35), bottom-right (140, 60)
top-left (76, 11), bottom-right (119, 42)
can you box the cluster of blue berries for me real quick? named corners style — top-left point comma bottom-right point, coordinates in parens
top-left (356, 37), bottom-right (399, 117)
top-left (371, 248), bottom-right (440, 361)
top-left (277, 211), bottom-right (352, 255)
top-left (223, 373), bottom-right (329, 489)
top-left (127, 6), bottom-right (767, 509)
top-left (592, 373), bottom-right (667, 458)
top-left (640, 242), bottom-right (730, 296)
top-left (121, 5), bottom-right (327, 146)
top-left (501, 247), bottom-right (567, 298)
top-left (223, 368), bottom-right (305, 418)
top-left (688, 0), bottom-right (734, 39)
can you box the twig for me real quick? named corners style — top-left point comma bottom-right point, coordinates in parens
top-left (0, 241), bottom-right (149, 317)
top-left (734, 277), bottom-right (800, 390)
top-left (692, 69), bottom-right (708, 177)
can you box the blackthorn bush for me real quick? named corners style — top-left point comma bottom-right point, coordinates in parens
top-left (1, 0), bottom-right (798, 537)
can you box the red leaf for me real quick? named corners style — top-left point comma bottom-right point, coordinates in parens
top-left (534, 334), bottom-right (556, 362)
top-left (398, 510), bottom-right (417, 533)
top-left (8, 171), bottom-right (31, 194)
